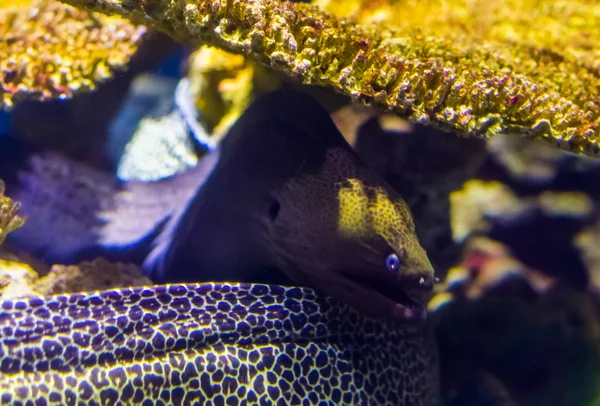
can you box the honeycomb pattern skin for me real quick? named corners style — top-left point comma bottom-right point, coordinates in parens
top-left (0, 283), bottom-right (439, 405)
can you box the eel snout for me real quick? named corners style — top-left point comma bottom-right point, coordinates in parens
top-left (340, 267), bottom-right (434, 324)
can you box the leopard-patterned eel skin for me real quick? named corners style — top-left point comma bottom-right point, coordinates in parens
top-left (0, 283), bottom-right (439, 405)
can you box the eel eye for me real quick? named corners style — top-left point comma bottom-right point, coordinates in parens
top-left (386, 253), bottom-right (401, 272)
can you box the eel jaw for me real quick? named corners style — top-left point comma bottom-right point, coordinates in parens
top-left (341, 269), bottom-right (433, 323)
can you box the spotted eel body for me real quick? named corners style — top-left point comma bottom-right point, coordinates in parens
top-left (0, 283), bottom-right (438, 405)
top-left (0, 89), bottom-right (439, 404)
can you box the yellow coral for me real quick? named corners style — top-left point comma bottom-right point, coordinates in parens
top-left (188, 46), bottom-right (256, 142)
top-left (187, 46), bottom-right (288, 144)
top-left (316, 0), bottom-right (600, 76)
top-left (58, 0), bottom-right (600, 155)
top-left (0, 0), bottom-right (146, 109)
top-left (0, 180), bottom-right (24, 246)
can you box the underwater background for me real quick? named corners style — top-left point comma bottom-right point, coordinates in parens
top-left (1, 0), bottom-right (600, 405)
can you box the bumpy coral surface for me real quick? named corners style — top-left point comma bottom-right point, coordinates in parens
top-left (0, 0), bottom-right (146, 109)
top-left (58, 0), bottom-right (600, 156)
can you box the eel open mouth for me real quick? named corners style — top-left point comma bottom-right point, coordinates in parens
top-left (341, 270), bottom-right (433, 323)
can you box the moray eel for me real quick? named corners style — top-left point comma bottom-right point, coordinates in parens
top-left (0, 283), bottom-right (439, 405)
top-left (0, 90), bottom-right (439, 404)
top-left (0, 89), bottom-right (435, 324)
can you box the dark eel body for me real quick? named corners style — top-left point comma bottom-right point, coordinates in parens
top-left (0, 90), bottom-right (439, 404)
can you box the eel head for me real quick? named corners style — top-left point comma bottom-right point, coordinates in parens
top-left (266, 147), bottom-right (436, 325)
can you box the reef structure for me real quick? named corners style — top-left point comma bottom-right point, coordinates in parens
top-left (0, 0), bottom-right (147, 109)
top-left (25, 0), bottom-right (597, 157)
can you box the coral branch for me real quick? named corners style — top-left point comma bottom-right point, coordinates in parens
top-left (0, 180), bottom-right (23, 246)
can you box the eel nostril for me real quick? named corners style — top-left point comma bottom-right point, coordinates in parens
top-left (420, 273), bottom-right (435, 290)
top-left (404, 272), bottom-right (435, 291)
